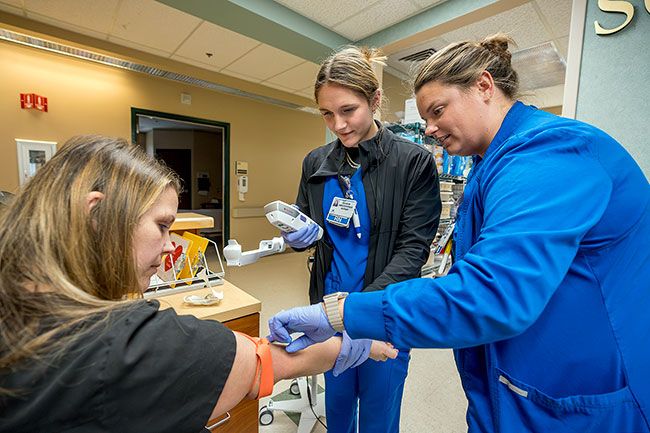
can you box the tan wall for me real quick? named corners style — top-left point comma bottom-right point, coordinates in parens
top-left (0, 30), bottom-right (323, 250)
top-left (382, 71), bottom-right (413, 123)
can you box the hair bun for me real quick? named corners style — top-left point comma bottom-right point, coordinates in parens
top-left (360, 46), bottom-right (387, 67)
top-left (480, 33), bottom-right (513, 63)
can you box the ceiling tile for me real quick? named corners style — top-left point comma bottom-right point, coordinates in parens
top-left (224, 43), bottom-right (305, 80)
top-left (106, 35), bottom-right (172, 58)
top-left (0, 2), bottom-right (24, 15)
top-left (0, 0), bottom-right (23, 7)
top-left (219, 68), bottom-right (263, 83)
top-left (0, 3), bottom-right (25, 16)
top-left (173, 21), bottom-right (260, 70)
top-left (273, 0), bottom-right (380, 27)
top-left (333, 0), bottom-right (418, 41)
top-left (534, 0), bottom-right (572, 38)
top-left (410, 0), bottom-right (447, 8)
top-left (296, 86), bottom-right (315, 99)
top-left (24, 0), bottom-right (118, 34)
top-left (259, 80), bottom-right (295, 94)
top-left (170, 55), bottom-right (223, 73)
top-left (438, 3), bottom-right (551, 50)
top-left (265, 61), bottom-right (320, 91)
top-left (111, 0), bottom-right (201, 54)
top-left (24, 11), bottom-right (109, 40)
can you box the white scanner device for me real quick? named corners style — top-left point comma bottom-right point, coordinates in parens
top-left (223, 200), bottom-right (323, 267)
top-left (264, 200), bottom-right (323, 241)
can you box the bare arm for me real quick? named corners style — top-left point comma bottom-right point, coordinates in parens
top-left (209, 334), bottom-right (341, 419)
top-left (210, 334), bottom-right (396, 420)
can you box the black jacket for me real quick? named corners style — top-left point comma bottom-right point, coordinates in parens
top-left (296, 125), bottom-right (441, 304)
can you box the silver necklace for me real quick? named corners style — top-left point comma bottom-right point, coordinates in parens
top-left (345, 151), bottom-right (360, 169)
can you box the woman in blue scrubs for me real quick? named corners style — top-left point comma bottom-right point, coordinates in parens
top-left (270, 34), bottom-right (650, 432)
top-left (280, 46), bottom-right (441, 432)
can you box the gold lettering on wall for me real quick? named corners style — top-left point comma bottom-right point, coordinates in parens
top-left (595, 0), bottom-right (635, 35)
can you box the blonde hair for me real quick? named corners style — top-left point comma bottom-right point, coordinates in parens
top-left (0, 135), bottom-right (180, 376)
top-left (315, 45), bottom-right (387, 107)
top-left (413, 33), bottom-right (519, 99)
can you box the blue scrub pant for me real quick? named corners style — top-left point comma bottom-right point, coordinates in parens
top-left (324, 350), bottom-right (410, 433)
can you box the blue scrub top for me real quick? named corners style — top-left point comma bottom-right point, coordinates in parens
top-left (343, 102), bottom-right (650, 432)
top-left (322, 169), bottom-right (370, 295)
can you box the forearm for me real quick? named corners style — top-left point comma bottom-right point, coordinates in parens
top-left (271, 337), bottom-right (340, 382)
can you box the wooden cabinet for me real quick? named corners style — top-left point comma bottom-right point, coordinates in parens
top-left (161, 288), bottom-right (261, 433)
top-left (206, 313), bottom-right (260, 433)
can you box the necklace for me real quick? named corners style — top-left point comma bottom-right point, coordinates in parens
top-left (345, 151), bottom-right (361, 169)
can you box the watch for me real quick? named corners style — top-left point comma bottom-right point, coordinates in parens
top-left (323, 291), bottom-right (348, 332)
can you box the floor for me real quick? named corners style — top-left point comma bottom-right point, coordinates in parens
top-left (212, 249), bottom-right (469, 432)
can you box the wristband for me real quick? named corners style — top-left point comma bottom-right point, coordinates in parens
top-left (235, 332), bottom-right (274, 399)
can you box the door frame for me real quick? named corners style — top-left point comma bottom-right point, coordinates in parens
top-left (130, 107), bottom-right (230, 243)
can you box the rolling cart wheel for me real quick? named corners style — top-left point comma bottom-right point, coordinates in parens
top-left (289, 379), bottom-right (300, 396)
top-left (259, 406), bottom-right (274, 426)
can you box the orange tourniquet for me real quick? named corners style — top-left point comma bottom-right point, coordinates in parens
top-left (235, 332), bottom-right (274, 399)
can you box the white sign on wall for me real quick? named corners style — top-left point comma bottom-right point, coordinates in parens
top-left (403, 98), bottom-right (424, 125)
top-left (16, 139), bottom-right (57, 185)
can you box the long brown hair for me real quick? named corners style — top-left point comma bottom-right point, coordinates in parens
top-left (0, 135), bottom-right (180, 379)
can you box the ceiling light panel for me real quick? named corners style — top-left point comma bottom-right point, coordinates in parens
top-left (513, 42), bottom-right (566, 91)
top-left (555, 36), bottom-right (569, 60)
top-left (173, 21), bottom-right (260, 70)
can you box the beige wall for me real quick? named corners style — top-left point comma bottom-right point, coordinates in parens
top-left (382, 71), bottom-right (412, 123)
top-left (0, 24), bottom-right (324, 250)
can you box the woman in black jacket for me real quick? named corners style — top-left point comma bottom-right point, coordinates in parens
top-left (281, 46), bottom-right (441, 433)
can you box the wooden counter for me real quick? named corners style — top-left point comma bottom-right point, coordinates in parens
top-left (157, 280), bottom-right (261, 433)
top-left (171, 212), bottom-right (214, 232)
top-left (157, 279), bottom-right (260, 323)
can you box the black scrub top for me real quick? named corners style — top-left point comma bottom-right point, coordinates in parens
top-left (0, 299), bottom-right (236, 433)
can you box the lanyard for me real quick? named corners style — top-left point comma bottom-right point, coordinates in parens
top-left (340, 175), bottom-right (361, 239)
top-left (341, 175), bottom-right (354, 200)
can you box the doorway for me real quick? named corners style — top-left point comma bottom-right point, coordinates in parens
top-left (154, 148), bottom-right (192, 209)
top-left (131, 108), bottom-right (230, 246)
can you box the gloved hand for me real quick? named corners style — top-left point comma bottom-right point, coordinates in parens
top-left (282, 223), bottom-right (320, 249)
top-left (332, 331), bottom-right (371, 377)
top-left (267, 304), bottom-right (336, 353)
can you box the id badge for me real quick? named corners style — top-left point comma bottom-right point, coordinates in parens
top-left (326, 197), bottom-right (356, 228)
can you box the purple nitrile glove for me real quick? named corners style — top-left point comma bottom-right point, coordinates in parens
top-left (332, 331), bottom-right (371, 377)
top-left (267, 304), bottom-right (336, 353)
top-left (281, 223), bottom-right (319, 249)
